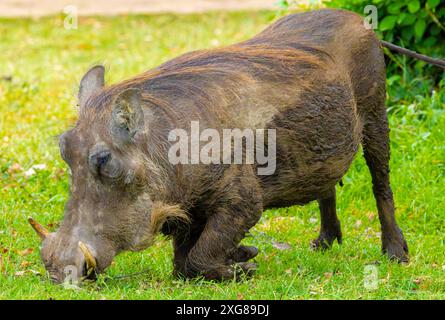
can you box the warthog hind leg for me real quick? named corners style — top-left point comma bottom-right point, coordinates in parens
top-left (362, 103), bottom-right (409, 262)
top-left (311, 187), bottom-right (342, 250)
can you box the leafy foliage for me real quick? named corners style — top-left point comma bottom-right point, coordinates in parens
top-left (326, 0), bottom-right (445, 50)
top-left (277, 1), bottom-right (444, 82)
top-left (323, 0), bottom-right (445, 86)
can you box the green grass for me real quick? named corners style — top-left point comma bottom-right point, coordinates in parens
top-left (0, 10), bottom-right (444, 300)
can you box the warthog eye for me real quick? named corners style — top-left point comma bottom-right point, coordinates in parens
top-left (89, 147), bottom-right (123, 181)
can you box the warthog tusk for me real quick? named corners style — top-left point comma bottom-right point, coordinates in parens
top-left (78, 241), bottom-right (97, 277)
top-left (28, 217), bottom-right (49, 240)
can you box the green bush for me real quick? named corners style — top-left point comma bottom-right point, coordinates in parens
top-left (277, 0), bottom-right (444, 101)
top-left (326, 0), bottom-right (445, 50)
top-left (323, 0), bottom-right (445, 86)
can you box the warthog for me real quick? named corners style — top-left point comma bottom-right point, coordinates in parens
top-left (30, 9), bottom-right (416, 283)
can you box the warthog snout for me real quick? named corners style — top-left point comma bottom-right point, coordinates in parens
top-left (29, 217), bottom-right (103, 283)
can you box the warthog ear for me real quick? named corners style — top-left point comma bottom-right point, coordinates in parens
top-left (111, 88), bottom-right (144, 143)
top-left (78, 65), bottom-right (105, 107)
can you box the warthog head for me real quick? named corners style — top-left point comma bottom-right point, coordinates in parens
top-left (29, 66), bottom-right (188, 283)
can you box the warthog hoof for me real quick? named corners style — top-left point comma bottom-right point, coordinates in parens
top-left (230, 245), bottom-right (258, 263)
top-left (197, 261), bottom-right (258, 281)
top-left (311, 230), bottom-right (342, 251)
top-left (382, 227), bottom-right (409, 263)
top-left (235, 262), bottom-right (258, 278)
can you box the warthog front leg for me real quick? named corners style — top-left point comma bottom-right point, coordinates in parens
top-left (182, 166), bottom-right (263, 280)
top-left (173, 232), bottom-right (259, 278)
top-left (172, 219), bottom-right (259, 278)
top-left (172, 224), bottom-right (203, 278)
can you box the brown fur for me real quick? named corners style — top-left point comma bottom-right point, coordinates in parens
top-left (38, 9), bottom-right (408, 283)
